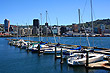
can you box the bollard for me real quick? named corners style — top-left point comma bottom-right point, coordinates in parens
top-left (60, 48), bottom-right (63, 64)
top-left (55, 46), bottom-right (57, 60)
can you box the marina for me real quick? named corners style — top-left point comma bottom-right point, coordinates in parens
top-left (0, 0), bottom-right (110, 72)
top-left (0, 37), bottom-right (109, 73)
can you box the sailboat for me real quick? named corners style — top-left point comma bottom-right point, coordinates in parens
top-left (31, 12), bottom-right (50, 53)
top-left (63, 9), bottom-right (82, 59)
top-left (67, 0), bottom-right (103, 65)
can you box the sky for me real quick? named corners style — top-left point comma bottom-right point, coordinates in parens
top-left (0, 0), bottom-right (110, 26)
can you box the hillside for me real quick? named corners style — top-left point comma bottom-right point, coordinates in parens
top-left (81, 19), bottom-right (110, 29)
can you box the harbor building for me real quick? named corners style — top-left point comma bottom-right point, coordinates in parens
top-left (60, 26), bottom-right (67, 35)
top-left (100, 24), bottom-right (105, 35)
top-left (52, 27), bottom-right (58, 35)
top-left (32, 19), bottom-right (39, 35)
top-left (72, 24), bottom-right (78, 32)
top-left (4, 19), bottom-right (10, 32)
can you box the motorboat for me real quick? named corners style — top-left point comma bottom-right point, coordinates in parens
top-left (67, 53), bottom-right (103, 65)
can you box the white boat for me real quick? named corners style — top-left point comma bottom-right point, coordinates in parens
top-left (26, 44), bottom-right (38, 50)
top-left (67, 53), bottom-right (103, 65)
top-left (31, 44), bottom-right (49, 53)
top-left (17, 39), bottom-right (26, 47)
top-left (44, 47), bottom-right (67, 54)
top-left (63, 49), bottom-right (80, 59)
top-left (21, 41), bottom-right (31, 49)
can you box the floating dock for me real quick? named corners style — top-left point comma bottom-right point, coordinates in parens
top-left (88, 61), bottom-right (110, 70)
top-left (94, 49), bottom-right (110, 55)
top-left (7, 38), bottom-right (110, 70)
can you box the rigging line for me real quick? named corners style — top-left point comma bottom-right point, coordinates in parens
top-left (92, 8), bottom-right (96, 20)
top-left (82, 23), bottom-right (91, 47)
top-left (41, 13), bottom-right (46, 42)
top-left (81, 17), bottom-right (91, 47)
top-left (81, 0), bottom-right (87, 19)
top-left (56, 17), bottom-right (60, 43)
top-left (47, 13), bottom-right (57, 43)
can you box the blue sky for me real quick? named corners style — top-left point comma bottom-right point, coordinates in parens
top-left (0, 0), bottom-right (110, 26)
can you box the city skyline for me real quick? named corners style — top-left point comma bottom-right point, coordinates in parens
top-left (0, 0), bottom-right (110, 26)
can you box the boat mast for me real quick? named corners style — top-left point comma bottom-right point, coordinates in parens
top-left (27, 23), bottom-right (30, 41)
top-left (26, 23), bottom-right (28, 40)
top-left (17, 23), bottom-right (18, 39)
top-left (56, 17), bottom-right (60, 43)
top-left (40, 13), bottom-right (43, 41)
top-left (39, 20), bottom-right (40, 42)
top-left (78, 9), bottom-right (81, 46)
top-left (90, 0), bottom-right (94, 47)
top-left (46, 11), bottom-right (47, 23)
top-left (46, 11), bottom-right (48, 42)
top-left (91, 0), bottom-right (93, 34)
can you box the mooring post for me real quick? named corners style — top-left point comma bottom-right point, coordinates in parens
top-left (38, 44), bottom-right (40, 56)
top-left (55, 46), bottom-right (57, 60)
top-left (27, 42), bottom-right (30, 53)
top-left (86, 51), bottom-right (89, 67)
top-left (60, 48), bottom-right (63, 64)
top-left (27, 42), bottom-right (29, 49)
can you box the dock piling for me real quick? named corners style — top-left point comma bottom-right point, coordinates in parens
top-left (86, 51), bottom-right (89, 67)
top-left (55, 46), bottom-right (57, 60)
top-left (38, 44), bottom-right (40, 56)
top-left (60, 48), bottom-right (63, 64)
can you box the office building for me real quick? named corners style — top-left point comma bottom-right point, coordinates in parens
top-left (4, 19), bottom-right (10, 32)
top-left (33, 19), bottom-right (39, 35)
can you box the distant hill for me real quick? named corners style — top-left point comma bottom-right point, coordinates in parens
top-left (81, 19), bottom-right (110, 29)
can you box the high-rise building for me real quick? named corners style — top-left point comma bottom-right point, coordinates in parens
top-left (4, 19), bottom-right (10, 32)
top-left (33, 19), bottom-right (39, 28)
top-left (32, 19), bottom-right (39, 35)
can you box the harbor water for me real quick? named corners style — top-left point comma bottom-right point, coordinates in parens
top-left (0, 37), bottom-right (110, 73)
